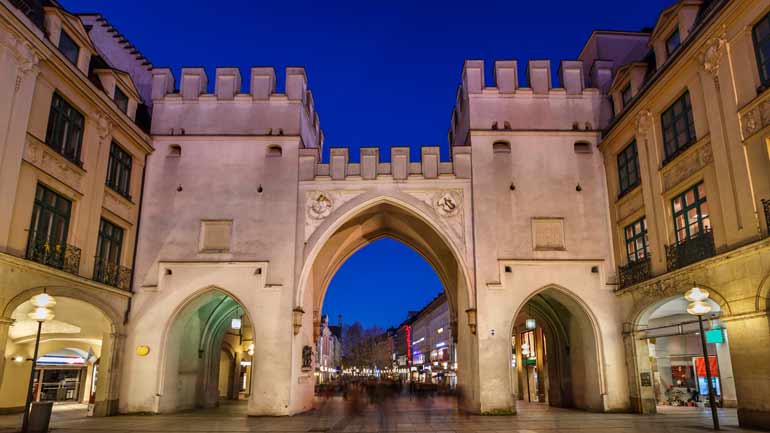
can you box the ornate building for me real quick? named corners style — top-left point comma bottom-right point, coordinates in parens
top-left (315, 315), bottom-right (341, 383)
top-left (0, 0), bottom-right (153, 416)
top-left (597, 0), bottom-right (770, 428)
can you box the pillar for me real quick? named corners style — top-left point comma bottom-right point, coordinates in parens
top-left (724, 316), bottom-right (770, 429)
top-left (92, 331), bottom-right (124, 416)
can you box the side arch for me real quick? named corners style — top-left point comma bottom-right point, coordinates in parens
top-left (508, 284), bottom-right (607, 410)
top-left (1, 285), bottom-right (124, 333)
top-left (756, 271), bottom-right (770, 312)
top-left (155, 285), bottom-right (254, 413)
top-left (629, 283), bottom-right (733, 328)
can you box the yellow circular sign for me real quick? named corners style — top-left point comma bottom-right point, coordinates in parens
top-left (135, 345), bottom-right (150, 357)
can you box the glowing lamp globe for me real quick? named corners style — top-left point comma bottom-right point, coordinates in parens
top-left (684, 287), bottom-right (709, 302)
top-left (28, 307), bottom-right (54, 322)
top-left (30, 293), bottom-right (56, 308)
top-left (687, 300), bottom-right (712, 316)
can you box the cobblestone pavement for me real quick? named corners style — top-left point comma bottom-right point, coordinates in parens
top-left (0, 396), bottom-right (761, 433)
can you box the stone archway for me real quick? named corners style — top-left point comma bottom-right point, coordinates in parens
top-left (156, 287), bottom-right (253, 413)
top-left (292, 194), bottom-right (478, 412)
top-left (509, 285), bottom-right (605, 411)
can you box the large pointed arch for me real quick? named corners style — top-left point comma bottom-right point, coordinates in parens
top-left (295, 193), bottom-right (475, 317)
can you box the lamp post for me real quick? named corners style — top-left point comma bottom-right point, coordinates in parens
top-left (685, 286), bottom-right (719, 430)
top-left (21, 293), bottom-right (56, 433)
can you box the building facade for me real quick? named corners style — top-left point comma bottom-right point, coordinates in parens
top-left (0, 0), bottom-right (152, 416)
top-left (598, 0), bottom-right (770, 427)
top-left (315, 315), bottom-right (341, 383)
top-left (405, 293), bottom-right (456, 386)
top-left (0, 0), bottom-right (767, 429)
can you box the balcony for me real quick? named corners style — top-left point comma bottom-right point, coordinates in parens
top-left (665, 229), bottom-right (716, 272)
top-left (618, 257), bottom-right (652, 289)
top-left (25, 231), bottom-right (81, 275)
top-left (93, 257), bottom-right (131, 291)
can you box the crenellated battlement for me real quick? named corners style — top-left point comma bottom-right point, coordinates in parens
top-left (460, 59), bottom-right (613, 96)
top-left (448, 58), bottom-right (614, 146)
top-left (150, 66), bottom-right (323, 149)
top-left (297, 146), bottom-right (471, 182)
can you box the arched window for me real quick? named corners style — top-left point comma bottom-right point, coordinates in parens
top-left (266, 145), bottom-right (282, 158)
top-left (168, 144), bottom-right (181, 157)
top-left (493, 141), bottom-right (511, 153)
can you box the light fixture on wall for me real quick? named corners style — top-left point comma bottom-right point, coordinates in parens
top-left (293, 307), bottom-right (305, 335)
top-left (247, 343), bottom-right (254, 356)
top-left (525, 318), bottom-right (536, 330)
top-left (231, 317), bottom-right (242, 330)
top-left (465, 308), bottom-right (477, 335)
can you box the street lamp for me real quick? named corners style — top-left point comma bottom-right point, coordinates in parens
top-left (685, 286), bottom-right (719, 430)
top-left (21, 292), bottom-right (56, 433)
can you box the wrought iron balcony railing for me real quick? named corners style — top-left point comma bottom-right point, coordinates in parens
top-left (665, 229), bottom-right (716, 272)
top-left (25, 231), bottom-right (81, 275)
top-left (618, 256), bottom-right (652, 289)
top-left (93, 257), bottom-right (131, 290)
top-left (761, 199), bottom-right (770, 238)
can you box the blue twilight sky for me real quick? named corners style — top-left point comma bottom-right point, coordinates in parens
top-left (61, 0), bottom-right (673, 328)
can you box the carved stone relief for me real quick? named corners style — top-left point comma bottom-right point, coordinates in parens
top-left (532, 218), bottom-right (565, 251)
top-left (95, 112), bottom-right (113, 143)
top-left (661, 142), bottom-right (714, 191)
top-left (405, 189), bottom-right (465, 245)
top-left (0, 30), bottom-right (40, 93)
top-left (740, 99), bottom-right (770, 140)
top-left (23, 136), bottom-right (84, 192)
top-left (304, 190), bottom-right (364, 241)
top-left (635, 110), bottom-right (653, 138)
top-left (700, 32), bottom-right (727, 77)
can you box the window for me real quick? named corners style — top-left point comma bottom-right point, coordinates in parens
top-left (106, 141), bottom-right (132, 198)
top-left (114, 86), bottom-right (129, 114)
top-left (753, 12), bottom-right (770, 88)
top-left (46, 93), bottom-right (85, 165)
top-left (666, 29), bottom-right (681, 56)
top-left (672, 182), bottom-right (710, 243)
top-left (621, 84), bottom-right (632, 108)
top-left (624, 217), bottom-right (649, 262)
top-left (661, 91), bottom-right (696, 163)
top-left (574, 141), bottom-right (592, 154)
top-left (26, 184), bottom-right (72, 267)
top-left (58, 30), bottom-right (79, 65)
top-left (94, 218), bottom-right (124, 284)
top-left (617, 140), bottom-right (640, 195)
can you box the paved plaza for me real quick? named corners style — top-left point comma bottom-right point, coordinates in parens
top-left (0, 396), bottom-right (760, 433)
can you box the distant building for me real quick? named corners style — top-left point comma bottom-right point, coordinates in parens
top-left (398, 293), bottom-right (456, 387)
top-left (316, 315), bottom-right (342, 383)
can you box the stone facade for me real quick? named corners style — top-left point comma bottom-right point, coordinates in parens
top-left (0, 0), bottom-right (768, 429)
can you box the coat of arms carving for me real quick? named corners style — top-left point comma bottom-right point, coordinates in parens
top-left (307, 193), bottom-right (333, 219)
top-left (434, 191), bottom-right (461, 217)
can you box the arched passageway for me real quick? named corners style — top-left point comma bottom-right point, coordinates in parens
top-left (0, 295), bottom-right (118, 416)
top-left (510, 287), bottom-right (603, 411)
top-left (159, 289), bottom-right (253, 413)
top-left (295, 198), bottom-right (477, 412)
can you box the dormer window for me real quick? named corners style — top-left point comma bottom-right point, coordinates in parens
top-left (621, 84), bottom-right (632, 108)
top-left (114, 86), bottom-right (129, 114)
top-left (58, 30), bottom-right (79, 65)
top-left (665, 29), bottom-right (681, 56)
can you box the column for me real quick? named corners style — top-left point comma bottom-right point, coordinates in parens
top-left (93, 332), bottom-right (124, 416)
top-left (0, 36), bottom-right (39, 249)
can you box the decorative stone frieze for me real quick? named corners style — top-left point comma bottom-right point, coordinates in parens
top-left (740, 97), bottom-right (770, 140)
top-left (661, 142), bottom-right (714, 191)
top-left (0, 30), bottom-right (40, 92)
top-left (23, 135), bottom-right (84, 192)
